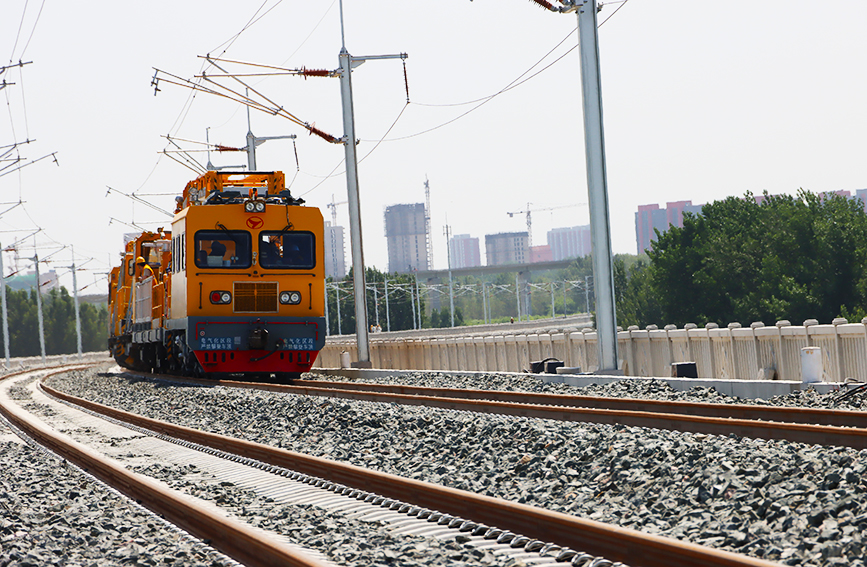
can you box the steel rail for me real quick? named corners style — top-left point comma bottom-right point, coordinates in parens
top-left (291, 378), bottom-right (867, 428)
top-left (154, 375), bottom-right (867, 450)
top-left (0, 368), bottom-right (329, 567)
top-left (41, 379), bottom-right (782, 567)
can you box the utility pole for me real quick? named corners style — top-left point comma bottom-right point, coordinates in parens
top-left (244, 92), bottom-right (297, 171)
top-left (414, 271), bottom-right (422, 328)
top-left (335, 284), bottom-right (342, 335)
top-left (444, 224), bottom-right (455, 327)
top-left (577, 0), bottom-right (618, 372)
top-left (410, 282), bottom-right (417, 330)
top-left (70, 246), bottom-right (82, 359)
top-left (324, 280), bottom-right (330, 336)
top-left (515, 273), bottom-right (522, 322)
top-left (482, 282), bottom-right (488, 325)
top-left (372, 283), bottom-right (380, 328)
top-left (337, 0), bottom-right (407, 366)
top-left (32, 252), bottom-right (46, 364)
top-left (0, 231), bottom-right (39, 366)
top-left (0, 242), bottom-right (8, 367)
top-left (384, 277), bottom-right (391, 332)
top-left (551, 281), bottom-right (556, 319)
top-left (424, 177), bottom-right (434, 270)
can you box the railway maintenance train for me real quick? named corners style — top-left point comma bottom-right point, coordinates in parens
top-left (108, 170), bottom-right (326, 380)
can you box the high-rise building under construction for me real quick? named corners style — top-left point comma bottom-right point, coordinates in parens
top-left (384, 203), bottom-right (429, 273)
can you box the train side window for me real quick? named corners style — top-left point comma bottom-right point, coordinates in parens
top-left (258, 231), bottom-right (315, 270)
top-left (194, 230), bottom-right (251, 269)
top-left (176, 236), bottom-right (180, 273)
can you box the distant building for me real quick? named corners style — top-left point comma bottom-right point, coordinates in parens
top-left (530, 245), bottom-right (552, 263)
top-left (635, 201), bottom-right (703, 254)
top-left (323, 221), bottom-right (346, 280)
top-left (6, 269), bottom-right (59, 294)
top-left (448, 234), bottom-right (481, 269)
top-left (820, 190), bottom-right (852, 200)
top-left (384, 203), bottom-right (429, 273)
top-left (547, 225), bottom-right (592, 260)
top-left (856, 189), bottom-right (867, 211)
top-left (485, 232), bottom-right (529, 266)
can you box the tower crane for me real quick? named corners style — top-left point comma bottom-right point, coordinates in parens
top-left (326, 194), bottom-right (348, 226)
top-left (507, 202), bottom-right (586, 247)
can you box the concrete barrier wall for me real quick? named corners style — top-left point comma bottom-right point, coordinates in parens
top-left (317, 319), bottom-right (867, 382)
top-left (1, 351), bottom-right (113, 375)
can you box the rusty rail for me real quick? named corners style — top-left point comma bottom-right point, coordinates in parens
top-left (157, 375), bottom-right (867, 450)
top-left (42, 379), bottom-right (782, 567)
top-left (292, 378), bottom-right (867, 427)
top-left (0, 367), bottom-right (328, 567)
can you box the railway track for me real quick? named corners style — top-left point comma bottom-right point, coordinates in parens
top-left (157, 374), bottom-right (867, 450)
top-left (1, 364), bottom-right (786, 567)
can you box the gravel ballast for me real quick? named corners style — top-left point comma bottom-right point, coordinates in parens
top-left (46, 368), bottom-right (867, 566)
top-left (0, 423), bottom-right (230, 567)
top-left (6, 373), bottom-right (523, 567)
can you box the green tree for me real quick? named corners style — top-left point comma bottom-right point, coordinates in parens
top-left (630, 191), bottom-right (867, 328)
top-left (0, 286), bottom-right (108, 357)
top-left (614, 256), bottom-right (662, 329)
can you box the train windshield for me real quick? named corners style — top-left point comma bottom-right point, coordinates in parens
top-left (194, 230), bottom-right (252, 269)
top-left (258, 231), bottom-right (315, 270)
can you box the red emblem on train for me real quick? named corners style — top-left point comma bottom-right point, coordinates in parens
top-left (246, 216), bottom-right (264, 229)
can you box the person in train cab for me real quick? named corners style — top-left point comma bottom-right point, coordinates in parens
top-left (261, 236), bottom-right (281, 264)
top-left (136, 256), bottom-right (154, 280)
top-left (209, 240), bottom-right (227, 259)
top-left (285, 244), bottom-right (305, 266)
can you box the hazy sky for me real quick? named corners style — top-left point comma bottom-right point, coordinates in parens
top-left (2, 0), bottom-right (865, 292)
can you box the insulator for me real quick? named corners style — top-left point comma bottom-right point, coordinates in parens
top-left (529, 0), bottom-right (556, 10)
top-left (301, 67), bottom-right (331, 78)
top-left (308, 125), bottom-right (340, 144)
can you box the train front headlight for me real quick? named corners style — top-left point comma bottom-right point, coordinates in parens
top-left (280, 291), bottom-right (302, 305)
top-left (255, 201), bottom-right (265, 212)
top-left (244, 201), bottom-right (255, 213)
top-left (209, 291), bottom-right (232, 304)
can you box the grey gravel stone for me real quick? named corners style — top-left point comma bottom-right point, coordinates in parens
top-left (44, 368), bottom-right (867, 566)
top-left (0, 436), bottom-right (230, 567)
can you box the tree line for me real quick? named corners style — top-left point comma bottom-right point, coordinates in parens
top-left (0, 287), bottom-right (107, 357)
top-left (615, 191), bottom-right (867, 329)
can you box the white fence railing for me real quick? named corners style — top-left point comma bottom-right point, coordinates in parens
top-left (316, 319), bottom-right (867, 382)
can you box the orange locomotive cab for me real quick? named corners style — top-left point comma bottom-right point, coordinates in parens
top-left (171, 171), bottom-right (326, 379)
top-left (109, 170), bottom-right (325, 380)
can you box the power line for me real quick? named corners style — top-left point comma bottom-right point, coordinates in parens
top-left (8, 1), bottom-right (29, 64)
top-left (366, 0), bottom-right (631, 143)
top-left (18, 0), bottom-right (46, 60)
top-left (411, 26), bottom-right (577, 109)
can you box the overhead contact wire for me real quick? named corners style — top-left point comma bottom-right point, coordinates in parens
top-left (378, 0), bottom-right (630, 141)
top-left (18, 0), bottom-right (46, 60)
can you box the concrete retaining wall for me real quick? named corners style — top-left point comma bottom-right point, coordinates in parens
top-left (316, 320), bottom-right (867, 383)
